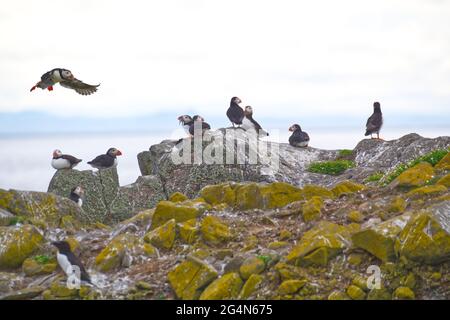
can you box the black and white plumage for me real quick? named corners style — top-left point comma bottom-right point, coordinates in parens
top-left (289, 124), bottom-right (310, 148)
top-left (178, 115), bottom-right (194, 135)
top-left (87, 148), bottom-right (122, 169)
top-left (51, 149), bottom-right (82, 170)
top-left (69, 186), bottom-right (84, 207)
top-left (365, 102), bottom-right (383, 139)
top-left (51, 241), bottom-right (91, 284)
top-left (30, 68), bottom-right (100, 95)
top-left (241, 106), bottom-right (269, 137)
top-left (226, 97), bottom-right (245, 127)
top-left (188, 115), bottom-right (211, 136)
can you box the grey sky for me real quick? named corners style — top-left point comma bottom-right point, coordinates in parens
top-left (1, 0), bottom-right (450, 122)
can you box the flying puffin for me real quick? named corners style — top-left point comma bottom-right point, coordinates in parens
top-left (30, 68), bottom-right (100, 95)
top-left (289, 124), bottom-right (310, 147)
top-left (70, 186), bottom-right (84, 207)
top-left (87, 148), bottom-right (122, 169)
top-left (52, 241), bottom-right (91, 284)
top-left (178, 115), bottom-right (194, 135)
top-left (51, 149), bottom-right (82, 170)
top-left (226, 97), bottom-right (245, 127)
top-left (189, 115), bottom-right (211, 136)
top-left (241, 106), bottom-right (269, 137)
top-left (365, 102), bottom-right (383, 139)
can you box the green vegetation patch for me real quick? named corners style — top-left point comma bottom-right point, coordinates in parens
top-left (34, 255), bottom-right (51, 265)
top-left (308, 160), bottom-right (356, 176)
top-left (365, 172), bottom-right (384, 183)
top-left (338, 149), bottom-right (353, 157)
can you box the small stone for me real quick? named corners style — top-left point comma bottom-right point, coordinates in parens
top-left (238, 274), bottom-right (264, 300)
top-left (199, 273), bottom-right (243, 300)
top-left (200, 216), bottom-right (231, 244)
top-left (268, 241), bottom-right (289, 250)
top-left (388, 196), bottom-right (406, 213)
top-left (278, 279), bottom-right (307, 295)
top-left (144, 219), bottom-right (176, 250)
top-left (328, 291), bottom-right (351, 300)
top-left (367, 288), bottom-right (392, 300)
top-left (346, 285), bottom-right (366, 300)
top-left (239, 256), bottom-right (266, 280)
top-left (347, 210), bottom-right (364, 223)
top-left (279, 230), bottom-right (292, 241)
top-left (169, 192), bottom-right (188, 202)
top-left (136, 281), bottom-right (153, 291)
top-left (393, 286), bottom-right (415, 300)
top-left (302, 196), bottom-right (323, 222)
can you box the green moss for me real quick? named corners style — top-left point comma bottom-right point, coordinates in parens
top-left (338, 149), bottom-right (353, 157)
top-left (34, 255), bottom-right (51, 264)
top-left (307, 160), bottom-right (355, 176)
top-left (365, 172), bottom-right (384, 183)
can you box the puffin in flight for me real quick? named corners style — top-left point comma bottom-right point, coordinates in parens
top-left (87, 148), bottom-right (122, 169)
top-left (226, 97), bottom-right (245, 127)
top-left (70, 186), bottom-right (84, 207)
top-left (52, 241), bottom-right (91, 284)
top-left (241, 106), bottom-right (269, 137)
top-left (189, 115), bottom-right (211, 136)
top-left (30, 68), bottom-right (100, 95)
top-left (365, 102), bottom-right (383, 139)
top-left (51, 149), bottom-right (82, 170)
top-left (289, 124), bottom-right (310, 147)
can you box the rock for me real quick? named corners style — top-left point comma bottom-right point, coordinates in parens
top-left (50, 281), bottom-right (79, 298)
top-left (0, 286), bottom-right (45, 300)
top-left (301, 185), bottom-right (335, 200)
top-left (200, 216), bottom-right (231, 244)
top-left (200, 183), bottom-right (236, 206)
top-left (238, 274), bottom-right (264, 299)
top-left (151, 200), bottom-right (209, 230)
top-left (347, 210), bottom-right (364, 223)
top-left (367, 288), bottom-right (392, 300)
top-left (352, 213), bottom-right (412, 262)
top-left (0, 189), bottom-right (86, 226)
top-left (388, 196), bottom-right (407, 213)
top-left (302, 196), bottom-right (323, 222)
top-left (223, 256), bottom-right (245, 274)
top-left (0, 225), bottom-right (44, 269)
top-left (95, 234), bottom-right (140, 272)
top-left (199, 272), bottom-right (243, 300)
top-left (331, 180), bottom-right (365, 197)
top-left (393, 286), bottom-right (415, 300)
top-left (279, 230), bottom-right (292, 240)
top-left (278, 279), bottom-right (306, 295)
top-left (406, 185), bottom-right (447, 198)
top-left (168, 257), bottom-right (218, 300)
top-left (178, 219), bottom-right (199, 244)
top-left (239, 256), bottom-right (266, 280)
top-left (436, 174), bottom-right (450, 188)
top-left (286, 221), bottom-right (356, 266)
top-left (346, 285), bottom-right (366, 300)
top-left (328, 291), bottom-right (351, 300)
top-left (396, 202), bottom-right (450, 264)
top-left (0, 209), bottom-right (14, 226)
top-left (391, 162), bottom-right (435, 189)
top-left (268, 241), bottom-right (289, 249)
top-left (169, 192), bottom-right (189, 202)
top-left (435, 152), bottom-right (450, 171)
top-left (22, 256), bottom-right (57, 276)
top-left (144, 219), bottom-right (176, 250)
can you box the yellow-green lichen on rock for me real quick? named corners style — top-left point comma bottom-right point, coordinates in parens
top-left (396, 202), bottom-right (450, 264)
top-left (393, 286), bottom-right (415, 300)
top-left (169, 192), bottom-right (188, 203)
top-left (144, 218), bottom-right (176, 249)
top-left (388, 196), bottom-right (407, 213)
top-left (435, 152), bottom-right (450, 171)
top-left (436, 174), bottom-right (450, 188)
top-left (406, 185), bottom-right (447, 198)
top-left (151, 200), bottom-right (209, 230)
top-left (347, 210), bottom-right (364, 223)
top-left (199, 272), bottom-right (243, 300)
top-left (238, 274), bottom-right (264, 299)
top-left (0, 225), bottom-right (44, 269)
top-left (278, 279), bottom-right (306, 295)
top-left (346, 284), bottom-right (366, 300)
top-left (168, 257), bottom-right (218, 300)
top-left (178, 219), bottom-right (198, 244)
top-left (49, 281), bottom-right (79, 298)
top-left (352, 213), bottom-right (412, 262)
top-left (259, 182), bottom-right (303, 209)
top-left (200, 183), bottom-right (236, 206)
top-left (392, 162), bottom-right (435, 188)
top-left (95, 234), bottom-right (140, 272)
top-left (331, 180), bottom-right (365, 197)
top-left (286, 221), bottom-right (355, 266)
top-left (22, 256), bottom-right (57, 276)
top-left (301, 185), bottom-right (334, 200)
top-left (302, 196), bottom-right (323, 222)
top-left (239, 256), bottom-right (266, 280)
top-left (328, 291), bottom-right (351, 300)
top-left (234, 183), bottom-right (263, 210)
top-left (200, 216), bottom-right (231, 244)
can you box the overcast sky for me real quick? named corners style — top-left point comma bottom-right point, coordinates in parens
top-left (1, 0), bottom-right (450, 124)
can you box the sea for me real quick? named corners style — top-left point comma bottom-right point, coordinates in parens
top-left (0, 126), bottom-right (448, 192)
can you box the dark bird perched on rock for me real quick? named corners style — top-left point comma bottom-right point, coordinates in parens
top-left (178, 115), bottom-right (194, 135)
top-left (30, 68), bottom-right (100, 95)
top-left (69, 186), bottom-right (84, 207)
top-left (242, 106), bottom-right (269, 137)
top-left (51, 149), bottom-right (82, 170)
top-left (87, 148), bottom-right (122, 169)
top-left (289, 124), bottom-right (310, 147)
top-left (51, 241), bottom-right (91, 284)
top-left (226, 97), bottom-right (245, 127)
top-left (365, 102), bottom-right (383, 139)
top-left (189, 115), bottom-right (211, 136)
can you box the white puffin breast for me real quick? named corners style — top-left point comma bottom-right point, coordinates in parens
top-left (77, 199), bottom-right (83, 207)
top-left (57, 252), bottom-right (73, 276)
top-left (113, 158), bottom-right (118, 167)
top-left (183, 124), bottom-right (191, 134)
top-left (52, 158), bottom-right (71, 170)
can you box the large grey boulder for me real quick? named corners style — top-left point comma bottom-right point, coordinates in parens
top-left (138, 130), bottom-right (450, 198)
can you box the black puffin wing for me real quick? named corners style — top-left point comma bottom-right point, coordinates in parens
top-left (301, 131), bottom-right (310, 141)
top-left (203, 122), bottom-right (211, 130)
top-left (366, 113), bottom-right (382, 131)
top-left (60, 78), bottom-right (100, 95)
top-left (66, 252), bottom-right (91, 282)
top-left (250, 117), bottom-right (263, 131)
top-left (61, 154), bottom-right (81, 164)
top-left (89, 154), bottom-right (112, 166)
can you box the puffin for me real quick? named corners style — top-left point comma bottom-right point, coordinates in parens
top-left (365, 102), bottom-right (383, 139)
top-left (178, 115), bottom-right (194, 135)
top-left (226, 97), bottom-right (245, 127)
top-left (52, 241), bottom-right (91, 284)
top-left (289, 124), bottom-right (310, 147)
top-left (87, 148), bottom-right (122, 169)
top-left (30, 68), bottom-right (100, 95)
top-left (69, 186), bottom-right (84, 207)
top-left (241, 106), bottom-right (269, 137)
top-left (51, 149), bottom-right (82, 170)
top-left (189, 115), bottom-right (211, 136)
